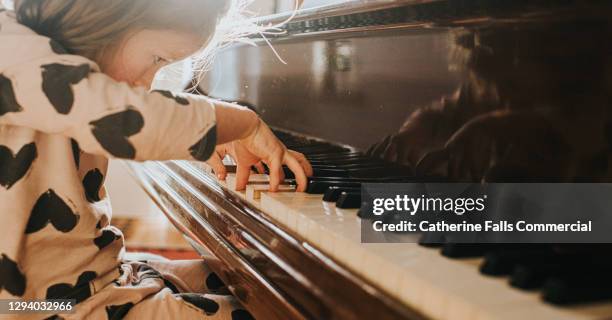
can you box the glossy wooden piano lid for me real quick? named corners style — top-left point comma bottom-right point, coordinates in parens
top-left (128, 160), bottom-right (426, 320)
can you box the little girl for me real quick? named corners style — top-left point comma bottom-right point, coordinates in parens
top-left (0, 0), bottom-right (310, 319)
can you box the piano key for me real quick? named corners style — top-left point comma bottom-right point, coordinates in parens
top-left (511, 253), bottom-right (612, 292)
top-left (481, 251), bottom-right (529, 276)
top-left (309, 162), bottom-right (397, 170)
top-left (306, 152), bottom-right (365, 160)
top-left (441, 243), bottom-right (494, 259)
top-left (543, 275), bottom-right (612, 305)
top-left (511, 262), bottom-right (556, 290)
top-left (480, 245), bottom-right (555, 276)
top-left (335, 191), bottom-right (361, 209)
top-left (356, 202), bottom-right (374, 219)
top-left (226, 173), bottom-right (270, 190)
top-left (312, 167), bottom-right (414, 179)
top-left (417, 232), bottom-right (445, 247)
top-left (246, 184), bottom-right (297, 200)
top-left (323, 186), bottom-right (360, 202)
top-left (308, 158), bottom-right (388, 169)
top-left (305, 176), bottom-right (419, 194)
top-left (307, 180), bottom-right (361, 194)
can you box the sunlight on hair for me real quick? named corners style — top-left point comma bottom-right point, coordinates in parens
top-left (1, 0), bottom-right (14, 10)
top-left (187, 0), bottom-right (300, 90)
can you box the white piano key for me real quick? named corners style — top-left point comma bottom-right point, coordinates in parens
top-left (246, 184), bottom-right (296, 201)
top-left (226, 173), bottom-right (270, 191)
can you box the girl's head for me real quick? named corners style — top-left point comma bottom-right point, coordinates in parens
top-left (13, 0), bottom-right (235, 87)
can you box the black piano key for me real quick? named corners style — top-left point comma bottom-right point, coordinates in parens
top-left (479, 245), bottom-right (555, 276)
top-left (313, 168), bottom-right (350, 178)
top-left (510, 253), bottom-right (612, 290)
top-left (511, 261), bottom-right (562, 290)
top-left (307, 180), bottom-right (361, 194)
top-left (289, 145), bottom-right (348, 154)
top-left (310, 163), bottom-right (395, 171)
top-left (286, 163), bottom-right (399, 179)
top-left (305, 151), bottom-right (362, 159)
top-left (323, 186), bottom-right (360, 202)
top-left (417, 232), bottom-right (445, 247)
top-left (543, 274), bottom-right (612, 305)
top-left (308, 159), bottom-right (386, 166)
top-left (311, 167), bottom-right (413, 179)
top-left (222, 164), bottom-right (237, 173)
top-left (336, 191), bottom-right (361, 208)
top-left (357, 202), bottom-right (374, 219)
top-left (306, 176), bottom-right (417, 194)
top-left (480, 251), bottom-right (520, 276)
top-left (347, 167), bottom-right (413, 178)
top-left (310, 176), bottom-right (417, 183)
top-left (441, 243), bottom-right (494, 258)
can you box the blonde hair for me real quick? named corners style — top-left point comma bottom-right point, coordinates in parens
top-left (11, 0), bottom-right (297, 86)
top-left (13, 0), bottom-right (269, 75)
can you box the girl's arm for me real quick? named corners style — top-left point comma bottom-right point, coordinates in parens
top-left (0, 55), bottom-right (311, 190)
top-left (0, 55), bottom-right (239, 162)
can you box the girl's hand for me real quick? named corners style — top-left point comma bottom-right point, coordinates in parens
top-left (206, 144), bottom-right (232, 181)
top-left (207, 119), bottom-right (313, 192)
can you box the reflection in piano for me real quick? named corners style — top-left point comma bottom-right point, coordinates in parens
top-left (129, 1), bottom-right (612, 319)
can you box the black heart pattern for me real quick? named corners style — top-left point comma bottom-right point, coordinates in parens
top-left (176, 293), bottom-right (219, 315)
top-left (70, 139), bottom-right (81, 169)
top-left (232, 309), bottom-right (255, 320)
top-left (93, 228), bottom-right (121, 250)
top-left (26, 189), bottom-right (79, 234)
top-left (46, 271), bottom-right (97, 303)
top-left (0, 254), bottom-right (26, 296)
top-left (89, 109), bottom-right (144, 159)
top-left (0, 142), bottom-right (37, 189)
top-left (82, 168), bottom-right (103, 202)
top-left (189, 125), bottom-right (216, 161)
top-left (152, 90), bottom-right (190, 106)
top-left (105, 302), bottom-right (134, 320)
top-left (41, 63), bottom-right (90, 114)
top-left (0, 74), bottom-right (23, 116)
top-left (205, 272), bottom-right (226, 291)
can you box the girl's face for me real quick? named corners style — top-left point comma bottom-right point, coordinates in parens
top-left (101, 29), bottom-right (204, 88)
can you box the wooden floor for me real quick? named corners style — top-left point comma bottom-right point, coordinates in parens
top-left (113, 215), bottom-right (200, 260)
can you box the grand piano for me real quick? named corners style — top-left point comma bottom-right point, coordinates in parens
top-left (128, 1), bottom-right (612, 319)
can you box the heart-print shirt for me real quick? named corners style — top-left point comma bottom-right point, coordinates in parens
top-left (0, 8), bottom-right (216, 310)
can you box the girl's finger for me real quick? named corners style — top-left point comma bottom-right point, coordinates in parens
top-left (207, 152), bottom-right (227, 180)
top-left (289, 151), bottom-right (313, 177)
top-left (235, 163), bottom-right (252, 191)
top-left (268, 154), bottom-right (283, 192)
top-left (284, 153), bottom-right (308, 192)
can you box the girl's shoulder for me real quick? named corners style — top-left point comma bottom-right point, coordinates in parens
top-left (0, 9), bottom-right (98, 71)
top-left (0, 8), bottom-right (32, 36)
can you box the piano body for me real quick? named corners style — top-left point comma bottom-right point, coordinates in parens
top-left (128, 1), bottom-right (612, 319)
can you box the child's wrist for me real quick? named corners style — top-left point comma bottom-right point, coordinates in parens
top-left (241, 112), bottom-right (261, 141)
